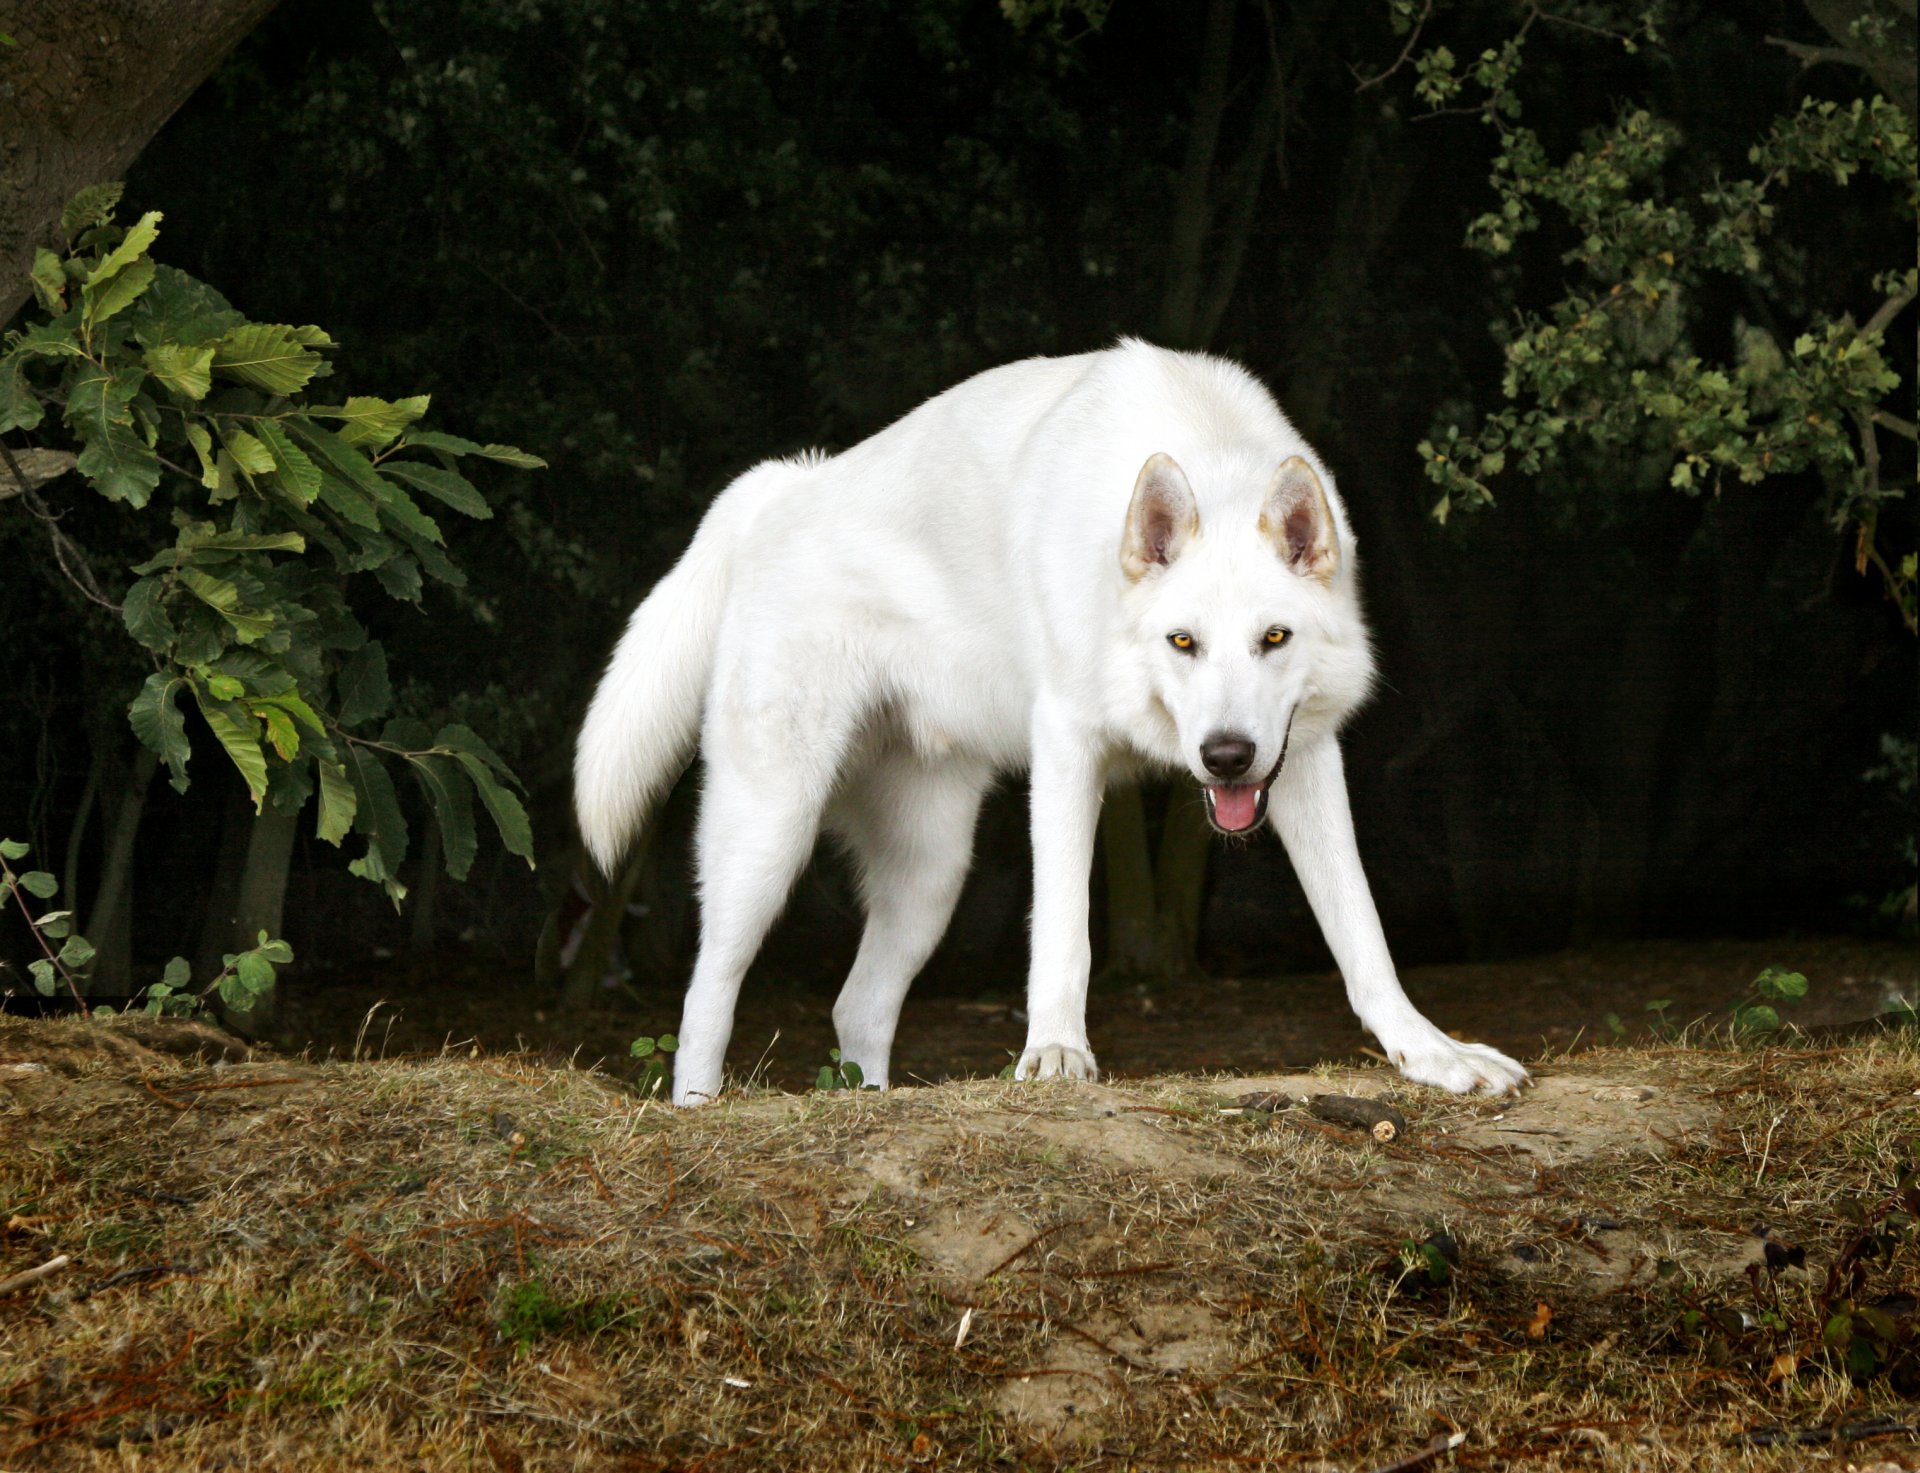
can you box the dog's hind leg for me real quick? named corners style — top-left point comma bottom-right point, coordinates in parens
top-left (672, 684), bottom-right (856, 1106)
top-left (827, 755), bottom-right (989, 1089)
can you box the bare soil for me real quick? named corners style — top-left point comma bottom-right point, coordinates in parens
top-left (2, 1007), bottom-right (1917, 1471)
top-left (274, 934), bottom-right (1919, 1094)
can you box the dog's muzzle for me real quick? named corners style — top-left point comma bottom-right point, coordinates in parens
top-left (1201, 717), bottom-right (1292, 835)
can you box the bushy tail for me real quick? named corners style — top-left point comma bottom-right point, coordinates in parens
top-left (575, 460), bottom-right (802, 873)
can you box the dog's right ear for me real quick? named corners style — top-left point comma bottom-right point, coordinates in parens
top-left (1121, 453), bottom-right (1199, 580)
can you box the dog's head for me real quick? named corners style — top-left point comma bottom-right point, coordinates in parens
top-left (1119, 450), bottom-right (1370, 834)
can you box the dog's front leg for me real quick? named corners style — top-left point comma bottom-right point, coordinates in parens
top-left (1015, 702), bottom-right (1102, 1082)
top-left (1270, 734), bottom-right (1530, 1096)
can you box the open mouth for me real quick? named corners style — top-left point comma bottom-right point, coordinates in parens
top-left (1201, 717), bottom-right (1293, 835)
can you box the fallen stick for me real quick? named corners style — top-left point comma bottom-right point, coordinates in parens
top-left (1367, 1430), bottom-right (1466, 1473)
top-left (1309, 1094), bottom-right (1411, 1143)
top-left (0, 1254), bottom-right (71, 1298)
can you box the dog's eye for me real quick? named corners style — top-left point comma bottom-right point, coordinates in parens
top-left (1168, 631), bottom-right (1195, 652)
top-left (1263, 627), bottom-right (1290, 648)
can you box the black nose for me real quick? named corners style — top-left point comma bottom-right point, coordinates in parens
top-left (1200, 733), bottom-right (1255, 779)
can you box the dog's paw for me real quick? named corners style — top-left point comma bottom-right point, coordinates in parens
top-left (1014, 1043), bottom-right (1100, 1083)
top-left (1381, 1027), bottom-right (1529, 1097)
top-left (670, 1068), bottom-right (725, 1108)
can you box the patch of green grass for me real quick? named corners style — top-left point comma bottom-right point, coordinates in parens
top-left (495, 1278), bottom-right (634, 1351)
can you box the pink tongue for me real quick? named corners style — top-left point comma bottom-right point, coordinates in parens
top-left (1209, 784), bottom-right (1259, 831)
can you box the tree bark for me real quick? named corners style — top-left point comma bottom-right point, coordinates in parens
top-left (1103, 0), bottom-right (1290, 980)
top-left (194, 780), bottom-right (254, 984)
top-left (84, 743), bottom-right (157, 993)
top-left (409, 811), bottom-right (442, 955)
top-left (219, 804), bottom-right (296, 1032)
top-left (0, 0), bottom-right (280, 326)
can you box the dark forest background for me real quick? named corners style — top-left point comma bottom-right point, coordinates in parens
top-left (2, 0), bottom-right (1913, 1020)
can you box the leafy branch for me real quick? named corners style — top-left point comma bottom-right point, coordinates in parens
top-left (1, 185), bottom-right (546, 906)
top-left (1398, 7), bottom-right (1917, 630)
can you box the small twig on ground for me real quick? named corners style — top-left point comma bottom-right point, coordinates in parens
top-left (76, 1263), bottom-right (199, 1300)
top-left (0, 1254), bottom-right (72, 1297)
top-left (1368, 1430), bottom-right (1466, 1473)
top-left (1310, 1093), bottom-right (1410, 1143)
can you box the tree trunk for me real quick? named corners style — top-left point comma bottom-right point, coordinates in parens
top-left (409, 812), bottom-right (442, 955)
top-left (194, 779), bottom-right (254, 983)
top-left (0, 0), bottom-right (280, 326)
top-left (85, 744), bottom-right (157, 993)
top-left (1102, 0), bottom-right (1290, 980)
top-left (61, 758), bottom-right (99, 921)
top-left (1099, 783), bottom-right (1167, 976)
top-left (219, 805), bottom-right (296, 1032)
top-left (559, 829), bottom-right (653, 1012)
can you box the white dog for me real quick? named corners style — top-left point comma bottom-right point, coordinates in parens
top-left (576, 340), bottom-right (1530, 1105)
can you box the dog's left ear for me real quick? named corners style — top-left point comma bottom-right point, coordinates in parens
top-left (1260, 456), bottom-right (1339, 583)
top-left (1121, 452), bottom-right (1200, 580)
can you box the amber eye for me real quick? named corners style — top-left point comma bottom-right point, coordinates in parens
top-left (1263, 627), bottom-right (1290, 647)
top-left (1168, 631), bottom-right (1195, 652)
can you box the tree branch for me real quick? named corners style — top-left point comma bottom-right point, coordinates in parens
top-left (1353, 0), bottom-right (1432, 93)
top-left (1, 442), bottom-right (122, 613)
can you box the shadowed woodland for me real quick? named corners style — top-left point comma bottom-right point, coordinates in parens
top-left (1, 0), bottom-right (1913, 1036)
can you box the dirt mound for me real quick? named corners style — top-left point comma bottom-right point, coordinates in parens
top-left (1, 1015), bottom-right (1916, 1470)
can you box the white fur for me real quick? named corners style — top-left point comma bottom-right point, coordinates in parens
top-left (575, 340), bottom-right (1530, 1104)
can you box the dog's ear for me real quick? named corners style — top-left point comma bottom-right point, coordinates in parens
top-left (1260, 456), bottom-right (1339, 583)
top-left (1121, 453), bottom-right (1200, 580)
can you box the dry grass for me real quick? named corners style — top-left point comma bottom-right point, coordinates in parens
top-left (1, 1014), bottom-right (1916, 1472)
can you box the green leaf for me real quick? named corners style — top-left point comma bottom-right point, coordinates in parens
top-left (34, 910), bottom-right (72, 937)
top-left (311, 394), bottom-right (430, 450)
top-left (85, 254), bottom-right (156, 326)
top-left (143, 342), bottom-right (215, 400)
top-left (256, 702), bottom-right (300, 761)
top-left (433, 723), bottom-right (515, 779)
top-left (129, 673), bottom-right (192, 791)
top-left (61, 183), bottom-right (124, 242)
top-left (193, 687), bottom-right (269, 808)
top-left (402, 430), bottom-right (547, 469)
top-left (221, 427), bottom-right (275, 478)
top-left (212, 322), bottom-right (326, 395)
top-left (1736, 1003), bottom-right (1780, 1033)
top-left (163, 956), bottom-right (192, 989)
top-left (58, 934), bottom-right (96, 971)
top-left (30, 247), bottom-right (67, 312)
top-left (179, 567), bottom-right (274, 643)
top-left (131, 265), bottom-right (244, 348)
top-left (382, 459), bottom-right (493, 519)
top-left (253, 419), bottom-right (323, 504)
top-left (234, 951), bottom-right (275, 997)
top-left (184, 422), bottom-right (221, 489)
top-left (121, 576), bottom-right (176, 652)
top-left (342, 745), bottom-right (409, 903)
top-left (29, 959), bottom-right (57, 997)
top-left (255, 690), bottom-right (324, 736)
top-left (412, 753), bottom-right (479, 881)
top-left (312, 466), bottom-right (381, 529)
top-left (293, 420), bottom-right (444, 543)
top-left (256, 936), bottom-right (294, 964)
top-left (68, 364), bottom-right (161, 506)
top-left (82, 209), bottom-right (160, 290)
top-left (372, 554), bottom-right (422, 601)
top-left (449, 750), bottom-right (534, 866)
top-left (0, 838), bottom-right (28, 860)
top-left (19, 870), bottom-right (57, 898)
top-left (0, 350), bottom-right (44, 434)
top-left (189, 529), bottom-right (307, 556)
top-left (315, 760), bottom-right (357, 845)
top-left (337, 642), bottom-right (391, 726)
top-left (1756, 968), bottom-right (1809, 1001)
